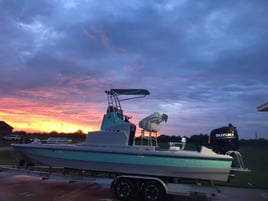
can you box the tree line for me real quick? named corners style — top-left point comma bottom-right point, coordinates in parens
top-left (12, 131), bottom-right (268, 146)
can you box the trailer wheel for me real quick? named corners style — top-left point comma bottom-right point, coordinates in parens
top-left (18, 159), bottom-right (26, 167)
top-left (113, 178), bottom-right (135, 201)
top-left (142, 180), bottom-right (165, 201)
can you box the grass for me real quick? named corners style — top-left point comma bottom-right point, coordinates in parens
top-left (0, 140), bottom-right (15, 147)
top-left (0, 151), bottom-right (16, 165)
top-left (232, 145), bottom-right (268, 188)
top-left (210, 145), bottom-right (268, 189)
top-left (0, 141), bottom-right (267, 189)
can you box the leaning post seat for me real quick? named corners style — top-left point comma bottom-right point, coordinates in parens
top-left (139, 112), bottom-right (168, 132)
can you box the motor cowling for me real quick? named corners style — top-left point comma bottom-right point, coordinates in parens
top-left (209, 123), bottom-right (239, 154)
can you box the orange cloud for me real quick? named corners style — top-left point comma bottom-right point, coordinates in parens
top-left (0, 97), bottom-right (102, 133)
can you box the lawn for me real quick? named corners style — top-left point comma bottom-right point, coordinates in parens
top-left (231, 145), bottom-right (268, 189)
top-left (0, 140), bottom-right (14, 147)
top-left (0, 150), bottom-right (16, 165)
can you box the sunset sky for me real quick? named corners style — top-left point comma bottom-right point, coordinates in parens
top-left (0, 0), bottom-right (267, 139)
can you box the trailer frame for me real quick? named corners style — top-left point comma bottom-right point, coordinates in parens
top-left (0, 165), bottom-right (221, 201)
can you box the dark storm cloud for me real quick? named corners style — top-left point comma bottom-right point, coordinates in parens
top-left (0, 0), bottom-right (267, 137)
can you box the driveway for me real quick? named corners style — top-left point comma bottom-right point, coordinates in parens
top-left (0, 172), bottom-right (267, 201)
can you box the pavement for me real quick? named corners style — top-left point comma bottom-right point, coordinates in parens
top-left (0, 171), bottom-right (267, 201)
top-left (0, 172), bottom-right (114, 201)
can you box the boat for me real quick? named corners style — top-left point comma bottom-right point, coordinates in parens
top-left (12, 89), bottom-right (243, 182)
top-left (46, 137), bottom-right (72, 144)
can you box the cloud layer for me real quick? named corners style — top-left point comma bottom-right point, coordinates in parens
top-left (0, 0), bottom-right (268, 138)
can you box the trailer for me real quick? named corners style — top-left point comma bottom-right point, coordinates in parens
top-left (0, 165), bottom-right (222, 201)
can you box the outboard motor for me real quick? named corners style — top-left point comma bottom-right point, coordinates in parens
top-left (209, 123), bottom-right (239, 154)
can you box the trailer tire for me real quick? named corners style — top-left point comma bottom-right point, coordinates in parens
top-left (142, 180), bottom-right (165, 201)
top-left (113, 178), bottom-right (135, 201)
top-left (18, 159), bottom-right (25, 167)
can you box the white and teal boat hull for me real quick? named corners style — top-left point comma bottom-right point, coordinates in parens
top-left (12, 143), bottom-right (232, 182)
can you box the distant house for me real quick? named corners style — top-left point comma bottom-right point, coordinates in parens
top-left (257, 102), bottom-right (268, 112)
top-left (0, 121), bottom-right (14, 135)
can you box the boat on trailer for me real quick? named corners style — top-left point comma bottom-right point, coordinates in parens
top-left (12, 89), bottom-right (247, 183)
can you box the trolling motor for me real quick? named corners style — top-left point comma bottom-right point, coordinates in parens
top-left (209, 123), bottom-right (239, 154)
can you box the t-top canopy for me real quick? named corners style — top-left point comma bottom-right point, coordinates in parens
top-left (106, 89), bottom-right (150, 96)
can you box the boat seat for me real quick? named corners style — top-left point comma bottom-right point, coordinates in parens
top-left (139, 112), bottom-right (168, 132)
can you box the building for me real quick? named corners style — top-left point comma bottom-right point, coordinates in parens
top-left (257, 102), bottom-right (268, 112)
top-left (0, 121), bottom-right (14, 136)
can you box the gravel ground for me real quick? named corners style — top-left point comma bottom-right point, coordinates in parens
top-left (0, 171), bottom-right (267, 201)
